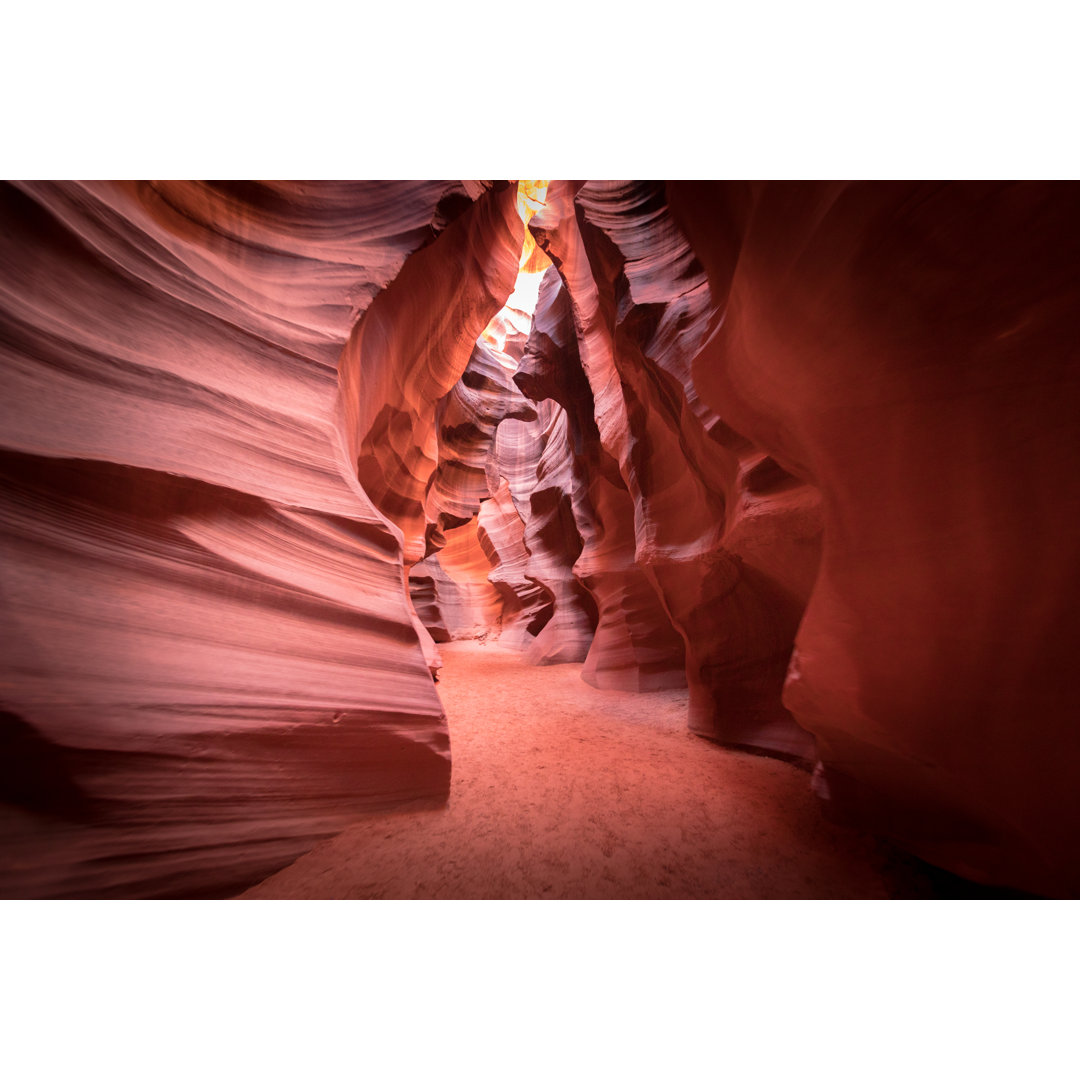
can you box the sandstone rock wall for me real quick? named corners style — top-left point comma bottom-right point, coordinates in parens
top-left (0, 180), bottom-right (505, 897)
top-left (525, 181), bottom-right (822, 754)
top-left (515, 265), bottom-right (686, 691)
top-left (4, 179), bottom-right (1078, 897)
top-left (668, 180), bottom-right (1080, 895)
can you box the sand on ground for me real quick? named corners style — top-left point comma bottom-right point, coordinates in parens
top-left (241, 641), bottom-right (922, 899)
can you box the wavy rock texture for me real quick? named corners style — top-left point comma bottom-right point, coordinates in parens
top-left (426, 337), bottom-right (537, 539)
top-left (668, 180), bottom-right (1080, 895)
top-left (411, 381), bottom-right (599, 666)
top-left (530, 181), bottom-right (821, 753)
top-left (0, 180), bottom-right (498, 897)
top-left (489, 401), bottom-right (599, 665)
top-left (406, 335), bottom-right (538, 650)
top-left (409, 518), bottom-right (502, 642)
top-left (516, 266), bottom-right (687, 691)
top-left (474, 481), bottom-right (552, 650)
top-left (340, 184), bottom-right (524, 678)
top-left (4, 179), bottom-right (1078, 899)
top-left (342, 184), bottom-right (523, 568)
top-left (405, 247), bottom-right (599, 666)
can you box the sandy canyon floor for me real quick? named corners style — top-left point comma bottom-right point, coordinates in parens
top-left (240, 642), bottom-right (987, 900)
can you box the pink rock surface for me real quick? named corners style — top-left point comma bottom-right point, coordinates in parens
top-left (410, 518), bottom-right (503, 642)
top-left (4, 179), bottom-right (1078, 898)
top-left (0, 181), bottom-right (492, 897)
top-left (342, 183), bottom-right (523, 567)
top-left (474, 480), bottom-right (553, 650)
top-left (426, 337), bottom-right (537, 536)
top-left (515, 266), bottom-right (686, 691)
top-left (495, 402), bottom-right (599, 665)
top-left (402, 223), bottom-right (599, 667)
top-left (529, 181), bottom-right (819, 753)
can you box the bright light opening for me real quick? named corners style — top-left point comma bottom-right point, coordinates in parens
top-left (480, 180), bottom-right (551, 353)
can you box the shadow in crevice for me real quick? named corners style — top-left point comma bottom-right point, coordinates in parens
top-left (0, 710), bottom-right (102, 822)
top-left (872, 842), bottom-right (1046, 900)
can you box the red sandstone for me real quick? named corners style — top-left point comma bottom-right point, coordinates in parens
top-left (1, 180), bottom-right (1077, 898)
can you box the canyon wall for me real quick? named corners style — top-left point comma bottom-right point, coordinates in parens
top-left (419, 179), bottom-right (1080, 894)
top-left (0, 180), bottom-right (515, 897)
top-left (667, 180), bottom-right (1080, 895)
top-left (2, 179), bottom-right (1077, 897)
top-left (520, 181), bottom-right (823, 754)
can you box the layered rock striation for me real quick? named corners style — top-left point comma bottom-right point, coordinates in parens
top-left (514, 264), bottom-right (687, 691)
top-left (523, 181), bottom-right (822, 753)
top-left (3, 179), bottom-right (1078, 898)
top-left (0, 180), bottom-right (510, 897)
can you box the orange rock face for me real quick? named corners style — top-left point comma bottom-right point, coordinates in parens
top-left (2, 179), bottom-right (1079, 897)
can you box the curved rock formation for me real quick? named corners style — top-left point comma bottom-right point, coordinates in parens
top-left (475, 479), bottom-right (552, 650)
top-left (515, 266), bottom-right (686, 691)
top-left (3, 178), bottom-right (1078, 898)
top-left (426, 336), bottom-right (537, 537)
top-left (341, 183), bottom-right (523, 568)
top-left (410, 517), bottom-right (503, 642)
top-left (403, 184), bottom-right (599, 666)
top-left (528, 181), bottom-right (820, 753)
top-left (488, 401), bottom-right (599, 665)
top-left (668, 180), bottom-right (1080, 895)
top-left (0, 180), bottom-right (497, 897)
top-left (406, 335), bottom-right (538, 651)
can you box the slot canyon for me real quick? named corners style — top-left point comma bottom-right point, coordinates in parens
top-left (1, 179), bottom-right (1078, 899)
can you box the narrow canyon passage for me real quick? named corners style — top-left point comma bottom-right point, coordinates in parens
top-left (2, 180), bottom-right (1078, 899)
top-left (243, 643), bottom-right (925, 900)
